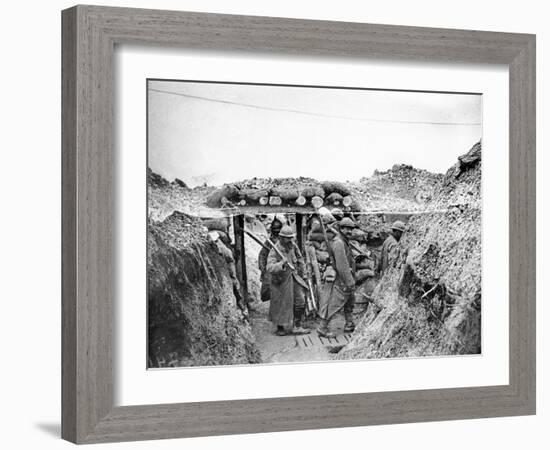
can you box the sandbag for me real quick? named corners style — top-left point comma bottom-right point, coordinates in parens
top-left (300, 185), bottom-right (325, 198)
top-left (326, 192), bottom-right (344, 205)
top-left (239, 188), bottom-right (269, 201)
top-left (355, 268), bottom-right (375, 284)
top-left (321, 181), bottom-right (351, 196)
top-left (271, 187), bottom-right (299, 201)
top-left (206, 185), bottom-right (239, 208)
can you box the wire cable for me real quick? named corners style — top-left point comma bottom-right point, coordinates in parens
top-left (149, 88), bottom-right (481, 126)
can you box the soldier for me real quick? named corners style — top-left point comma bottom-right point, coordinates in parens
top-left (266, 225), bottom-right (310, 336)
top-left (330, 207), bottom-right (345, 223)
top-left (304, 221), bottom-right (323, 309)
top-left (258, 218), bottom-right (283, 302)
top-left (306, 219), bottom-right (331, 285)
top-left (378, 220), bottom-right (406, 273)
top-left (209, 230), bottom-right (247, 315)
top-left (349, 228), bottom-right (376, 305)
top-left (317, 217), bottom-right (357, 338)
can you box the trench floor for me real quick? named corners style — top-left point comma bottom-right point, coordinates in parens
top-left (248, 300), bottom-right (366, 364)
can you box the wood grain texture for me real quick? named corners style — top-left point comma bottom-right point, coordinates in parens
top-left (61, 5), bottom-right (536, 444)
top-left (61, 7), bottom-right (77, 443)
top-left (508, 36), bottom-right (536, 410)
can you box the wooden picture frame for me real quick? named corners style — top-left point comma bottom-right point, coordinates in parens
top-left (61, 5), bottom-right (536, 444)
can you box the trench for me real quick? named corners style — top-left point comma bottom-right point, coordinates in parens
top-left (240, 213), bottom-right (368, 364)
top-left (148, 141), bottom-right (482, 366)
top-left (248, 300), bottom-right (363, 363)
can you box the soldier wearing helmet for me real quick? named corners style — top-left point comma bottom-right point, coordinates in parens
top-left (317, 217), bottom-right (357, 337)
top-left (330, 208), bottom-right (345, 222)
top-left (378, 220), bottom-right (406, 273)
top-left (209, 230), bottom-right (247, 315)
top-left (266, 225), bottom-right (310, 336)
top-left (258, 217), bottom-right (284, 302)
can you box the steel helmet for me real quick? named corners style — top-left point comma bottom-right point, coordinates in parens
top-left (310, 218), bottom-right (322, 233)
top-left (271, 217), bottom-right (283, 231)
top-left (339, 217), bottom-right (356, 229)
top-left (318, 206), bottom-right (336, 224)
top-left (279, 225), bottom-right (295, 238)
top-left (391, 220), bottom-right (406, 232)
top-left (331, 208), bottom-right (344, 220)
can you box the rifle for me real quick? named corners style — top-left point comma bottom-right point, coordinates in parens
top-left (241, 228), bottom-right (272, 253)
top-left (302, 246), bottom-right (318, 312)
top-left (243, 228), bottom-right (296, 271)
top-left (314, 210), bottom-right (358, 294)
top-left (243, 228), bottom-right (309, 291)
top-left (314, 209), bottom-right (338, 272)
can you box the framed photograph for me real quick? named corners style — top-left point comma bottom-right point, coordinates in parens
top-left (62, 5), bottom-right (536, 444)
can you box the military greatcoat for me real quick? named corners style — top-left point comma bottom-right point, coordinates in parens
top-left (266, 241), bottom-right (306, 328)
top-left (318, 234), bottom-right (356, 320)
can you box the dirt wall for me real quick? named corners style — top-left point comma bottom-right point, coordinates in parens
top-left (148, 211), bottom-right (261, 367)
top-left (338, 142), bottom-right (482, 359)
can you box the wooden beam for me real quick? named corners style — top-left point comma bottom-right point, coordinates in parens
top-left (295, 213), bottom-right (304, 252)
top-left (232, 215), bottom-right (248, 303)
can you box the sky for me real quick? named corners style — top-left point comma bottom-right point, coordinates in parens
top-left (148, 80), bottom-right (482, 187)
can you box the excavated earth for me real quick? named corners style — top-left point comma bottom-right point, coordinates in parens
top-left (338, 141), bottom-right (482, 359)
top-left (148, 211), bottom-right (260, 367)
top-left (148, 140), bottom-right (482, 365)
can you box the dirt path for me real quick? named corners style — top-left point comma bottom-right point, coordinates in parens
top-left (248, 300), bottom-right (365, 364)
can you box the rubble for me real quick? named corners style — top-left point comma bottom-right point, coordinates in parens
top-left (148, 169), bottom-right (217, 221)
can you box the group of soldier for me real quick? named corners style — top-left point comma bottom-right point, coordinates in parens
top-left (258, 211), bottom-right (406, 338)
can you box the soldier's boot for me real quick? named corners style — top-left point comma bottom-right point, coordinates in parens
top-left (317, 318), bottom-right (336, 339)
top-left (344, 310), bottom-right (355, 333)
top-left (275, 325), bottom-right (287, 337)
top-left (292, 307), bottom-right (310, 335)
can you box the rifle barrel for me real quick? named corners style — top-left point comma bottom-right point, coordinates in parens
top-left (243, 228), bottom-right (271, 251)
top-left (243, 228), bottom-right (296, 271)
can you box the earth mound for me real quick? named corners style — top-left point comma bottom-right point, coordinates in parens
top-left (338, 141), bottom-right (482, 359)
top-left (148, 211), bottom-right (260, 367)
top-left (348, 164), bottom-right (444, 212)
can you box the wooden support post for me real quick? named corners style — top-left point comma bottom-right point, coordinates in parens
top-left (295, 213), bottom-right (304, 252)
top-left (232, 214), bottom-right (248, 302)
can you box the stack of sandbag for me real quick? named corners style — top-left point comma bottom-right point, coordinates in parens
top-left (300, 185), bottom-right (325, 198)
top-left (204, 178), bottom-right (359, 210)
top-left (326, 192), bottom-right (343, 206)
top-left (321, 180), bottom-right (351, 197)
top-left (271, 186), bottom-right (300, 201)
top-left (238, 188), bottom-right (269, 202)
top-left (206, 185), bottom-right (239, 208)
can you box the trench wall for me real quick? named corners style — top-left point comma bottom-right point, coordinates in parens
top-left (148, 212), bottom-right (261, 367)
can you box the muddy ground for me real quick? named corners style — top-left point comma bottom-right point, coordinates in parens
top-left (249, 300), bottom-right (366, 363)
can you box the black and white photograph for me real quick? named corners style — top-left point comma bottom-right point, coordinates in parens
top-left (147, 79), bottom-right (482, 368)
